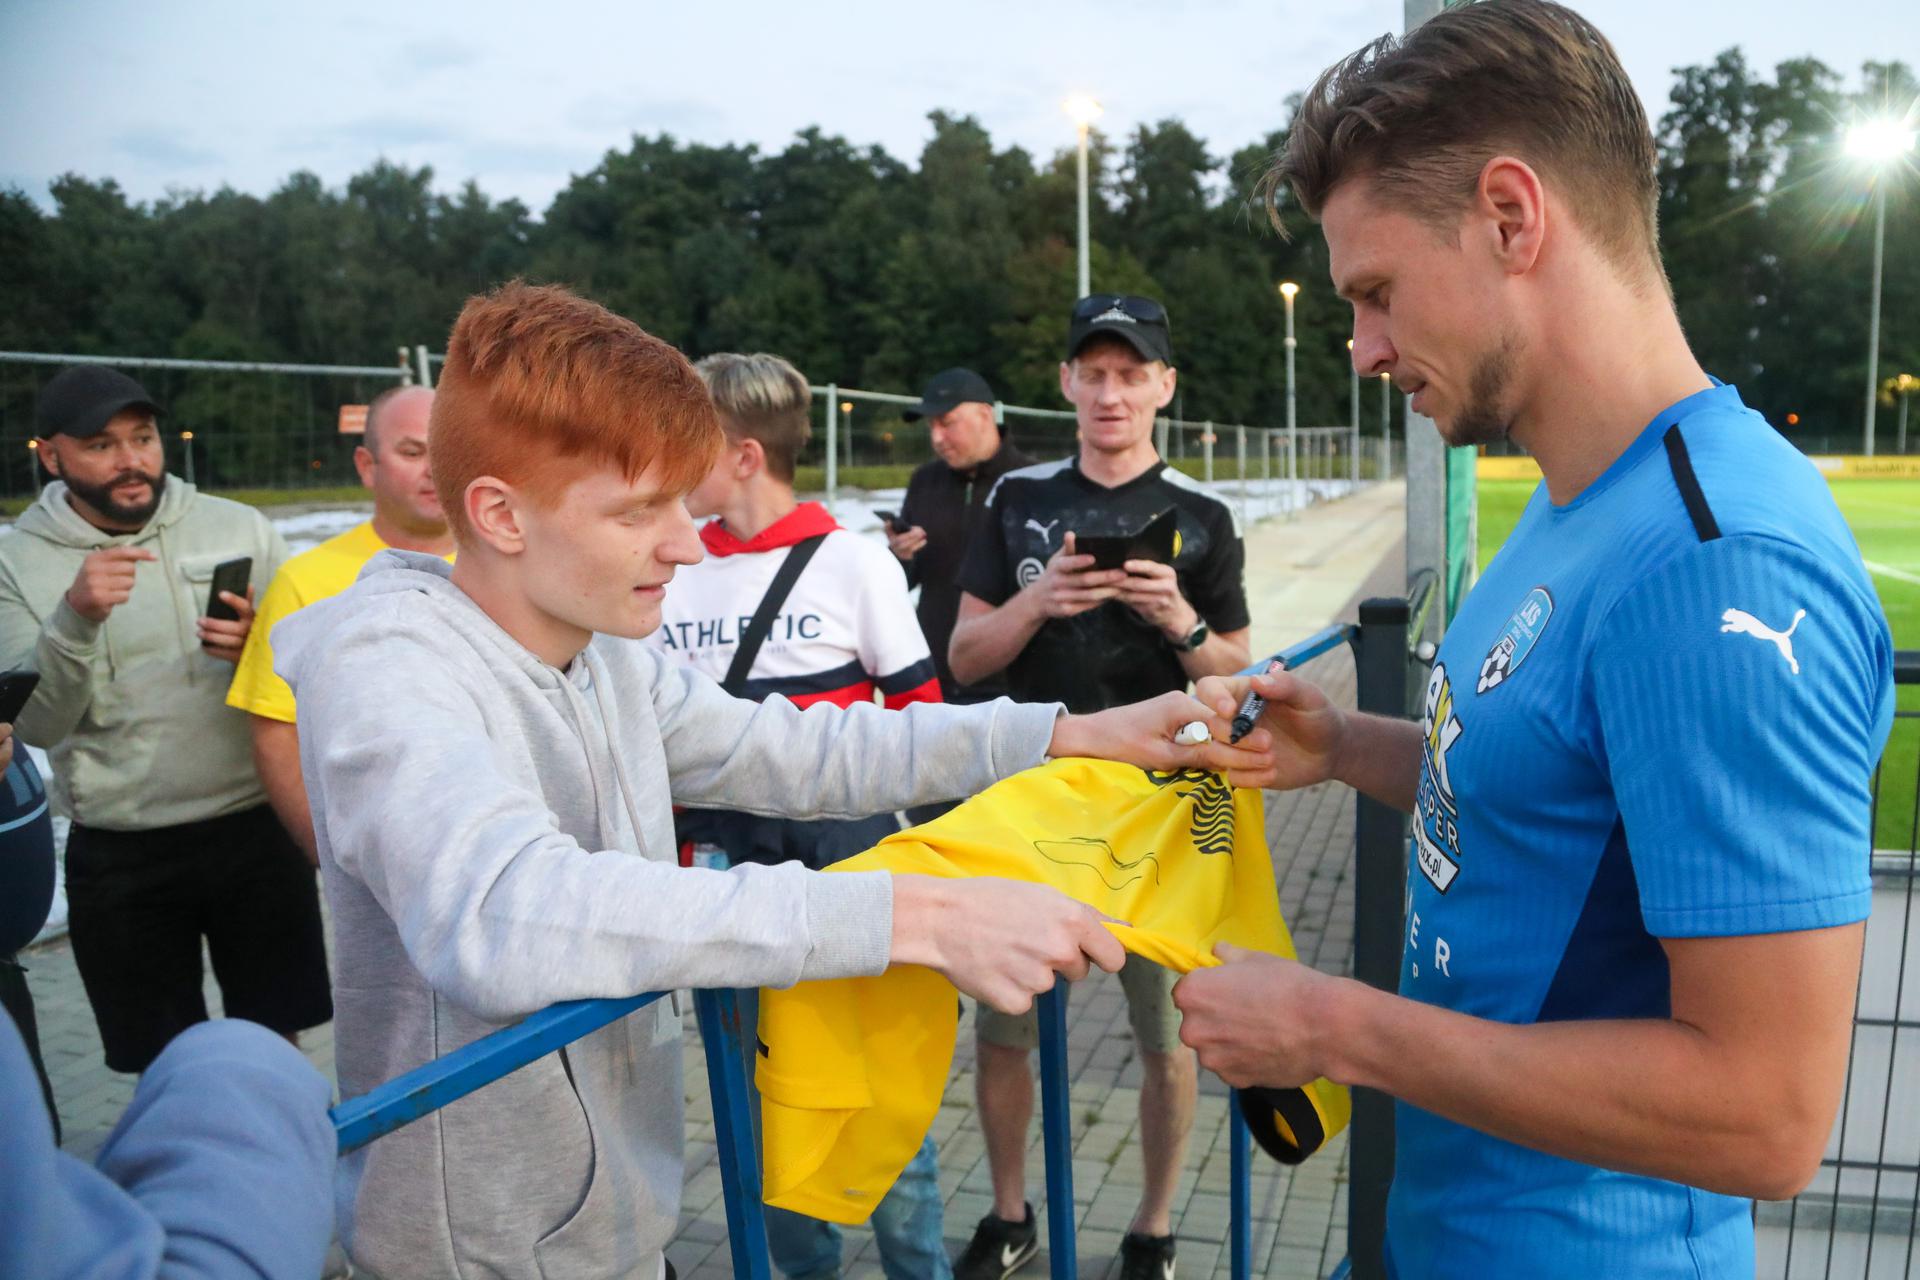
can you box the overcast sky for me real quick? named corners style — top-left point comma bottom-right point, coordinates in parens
top-left (2, 0), bottom-right (1908, 216)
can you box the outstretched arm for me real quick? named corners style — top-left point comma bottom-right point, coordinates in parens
top-left (1177, 923), bottom-right (1862, 1200)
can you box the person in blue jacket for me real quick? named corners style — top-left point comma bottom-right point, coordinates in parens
top-left (0, 1012), bottom-right (335, 1280)
top-left (0, 725), bottom-right (60, 1139)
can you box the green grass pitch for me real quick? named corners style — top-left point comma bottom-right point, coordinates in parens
top-left (1475, 477), bottom-right (1919, 851)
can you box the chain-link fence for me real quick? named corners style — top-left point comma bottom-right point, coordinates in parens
top-left (2, 349), bottom-right (1398, 521)
top-left (0, 351), bottom-right (413, 500)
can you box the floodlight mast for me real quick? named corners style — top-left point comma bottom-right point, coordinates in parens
top-left (1064, 95), bottom-right (1103, 299)
top-left (1846, 118), bottom-right (1915, 455)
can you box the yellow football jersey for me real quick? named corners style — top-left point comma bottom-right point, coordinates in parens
top-left (756, 757), bottom-right (1351, 1224)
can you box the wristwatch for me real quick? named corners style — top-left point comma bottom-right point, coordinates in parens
top-left (1172, 619), bottom-right (1209, 653)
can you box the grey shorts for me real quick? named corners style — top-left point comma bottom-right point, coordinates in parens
top-left (975, 954), bottom-right (1183, 1055)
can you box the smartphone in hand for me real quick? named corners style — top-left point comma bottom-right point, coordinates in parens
top-left (0, 670), bottom-right (41, 724)
top-left (205, 557), bottom-right (252, 622)
top-left (873, 510), bottom-right (901, 534)
top-left (1076, 508), bottom-right (1179, 572)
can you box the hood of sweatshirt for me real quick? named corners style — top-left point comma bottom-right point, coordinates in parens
top-left (698, 501), bottom-right (839, 558)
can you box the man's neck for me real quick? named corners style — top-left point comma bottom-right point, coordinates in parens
top-left (371, 510), bottom-right (456, 556)
top-left (1076, 438), bottom-right (1161, 489)
top-left (1512, 272), bottom-right (1713, 506)
top-left (718, 478), bottom-right (798, 543)
top-left (949, 436), bottom-right (1004, 477)
top-left (448, 557), bottom-right (589, 670)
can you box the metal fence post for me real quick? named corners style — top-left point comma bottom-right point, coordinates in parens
top-left (1203, 422), bottom-right (1215, 484)
top-left (1348, 597), bottom-right (1412, 1280)
top-left (1036, 979), bottom-right (1076, 1278)
top-left (1236, 425), bottom-right (1248, 530)
top-left (824, 385), bottom-right (838, 514)
top-left (1230, 1101), bottom-right (1252, 1280)
top-left (413, 345), bottom-right (434, 390)
top-left (1287, 421), bottom-right (1300, 520)
top-left (695, 989), bottom-right (773, 1280)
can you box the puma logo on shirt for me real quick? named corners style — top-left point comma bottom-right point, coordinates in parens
top-left (1720, 606), bottom-right (1806, 675)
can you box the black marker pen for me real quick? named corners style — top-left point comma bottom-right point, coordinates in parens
top-left (1230, 657), bottom-right (1285, 743)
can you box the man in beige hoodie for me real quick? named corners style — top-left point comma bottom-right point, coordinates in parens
top-left (0, 365), bottom-right (330, 1073)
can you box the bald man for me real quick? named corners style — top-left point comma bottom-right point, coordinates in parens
top-left (228, 384), bottom-right (454, 858)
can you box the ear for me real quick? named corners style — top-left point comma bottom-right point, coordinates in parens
top-left (463, 477), bottom-right (526, 557)
top-left (1058, 360), bottom-right (1074, 404)
top-left (1476, 156), bottom-right (1546, 277)
top-left (353, 444), bottom-right (375, 488)
top-left (1154, 366), bottom-right (1178, 411)
top-left (735, 437), bottom-right (766, 479)
top-left (33, 440), bottom-right (60, 479)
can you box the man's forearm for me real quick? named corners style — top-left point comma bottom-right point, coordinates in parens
top-left (17, 602), bottom-right (102, 748)
top-left (249, 716), bottom-right (317, 864)
top-left (1332, 711), bottom-right (1424, 812)
top-left (1175, 627), bottom-right (1250, 682)
top-left (948, 593), bottom-right (1046, 686)
top-left (1321, 979), bottom-right (1828, 1200)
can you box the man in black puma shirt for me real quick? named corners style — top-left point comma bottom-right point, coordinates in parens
top-left (947, 295), bottom-right (1250, 1280)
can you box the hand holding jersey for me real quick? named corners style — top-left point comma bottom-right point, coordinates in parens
top-left (889, 876), bottom-right (1127, 1013)
top-left (891, 684), bottom-right (1274, 1014)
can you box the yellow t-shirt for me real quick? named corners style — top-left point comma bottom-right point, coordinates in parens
top-left (226, 522), bottom-right (448, 722)
top-left (756, 758), bottom-right (1351, 1224)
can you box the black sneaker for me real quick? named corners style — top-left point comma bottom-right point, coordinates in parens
top-left (1119, 1231), bottom-right (1177, 1280)
top-left (954, 1203), bottom-right (1039, 1279)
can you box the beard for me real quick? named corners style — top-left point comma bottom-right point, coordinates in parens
top-left (1441, 335), bottom-right (1520, 449)
top-left (64, 465), bottom-right (167, 528)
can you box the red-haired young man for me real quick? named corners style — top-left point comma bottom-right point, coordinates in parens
top-left (274, 282), bottom-right (1262, 1280)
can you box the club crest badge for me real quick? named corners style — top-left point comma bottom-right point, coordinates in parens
top-left (1477, 586), bottom-right (1554, 694)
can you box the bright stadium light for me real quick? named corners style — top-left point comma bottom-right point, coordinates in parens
top-left (1846, 118), bottom-right (1917, 160)
top-left (1063, 94), bottom-right (1104, 128)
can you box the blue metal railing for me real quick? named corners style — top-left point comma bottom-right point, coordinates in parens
top-left (329, 622), bottom-right (1366, 1279)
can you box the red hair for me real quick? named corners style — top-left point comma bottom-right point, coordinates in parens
top-left (430, 281), bottom-right (721, 539)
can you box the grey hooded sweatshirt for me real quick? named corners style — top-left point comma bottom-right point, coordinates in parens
top-left (275, 551), bottom-right (1062, 1280)
top-left (0, 477), bottom-right (286, 830)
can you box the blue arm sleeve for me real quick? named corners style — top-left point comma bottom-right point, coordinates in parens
top-left (94, 1020), bottom-right (335, 1280)
top-left (1590, 534), bottom-right (1893, 938)
top-left (2, 1009), bottom-right (165, 1278)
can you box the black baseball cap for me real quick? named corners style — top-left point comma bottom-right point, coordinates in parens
top-left (903, 367), bottom-right (997, 422)
top-left (1066, 293), bottom-right (1174, 366)
top-left (35, 366), bottom-right (161, 439)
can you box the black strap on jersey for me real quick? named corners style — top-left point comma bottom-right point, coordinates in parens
top-left (722, 534), bottom-right (829, 695)
top-left (1662, 425), bottom-right (1721, 543)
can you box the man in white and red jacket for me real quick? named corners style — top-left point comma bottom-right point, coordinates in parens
top-left (645, 350), bottom-right (954, 1280)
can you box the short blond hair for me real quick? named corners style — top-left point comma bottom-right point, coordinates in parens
top-left (693, 352), bottom-right (813, 483)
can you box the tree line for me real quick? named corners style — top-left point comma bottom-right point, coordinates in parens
top-left (1, 50), bottom-right (1913, 456)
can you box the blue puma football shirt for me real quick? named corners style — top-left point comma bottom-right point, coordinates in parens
top-left (1386, 383), bottom-right (1894, 1279)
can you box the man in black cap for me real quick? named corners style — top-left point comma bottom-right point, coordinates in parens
top-left (887, 368), bottom-right (1032, 705)
top-left (947, 297), bottom-right (1251, 1280)
top-left (0, 366), bottom-right (330, 1076)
